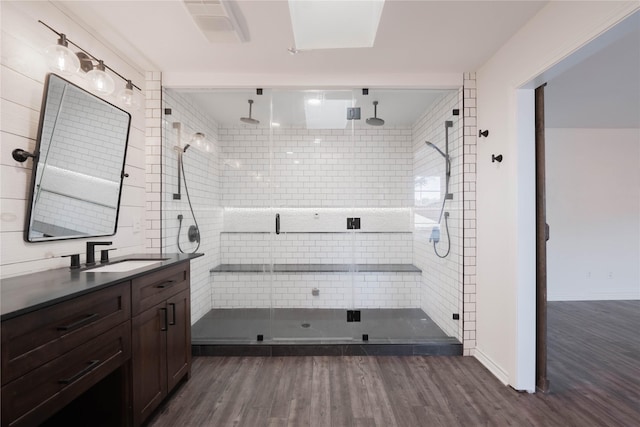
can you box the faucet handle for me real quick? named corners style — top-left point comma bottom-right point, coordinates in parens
top-left (100, 248), bottom-right (117, 264)
top-left (62, 254), bottom-right (81, 269)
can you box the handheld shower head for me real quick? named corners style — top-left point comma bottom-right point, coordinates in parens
top-left (240, 99), bottom-right (260, 124)
top-left (366, 101), bottom-right (385, 126)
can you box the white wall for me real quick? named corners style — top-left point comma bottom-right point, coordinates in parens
top-left (546, 128), bottom-right (640, 301)
top-left (162, 89), bottom-right (223, 324)
top-left (0, 1), bottom-right (147, 278)
top-left (220, 125), bottom-right (414, 208)
top-left (475, 1), bottom-right (640, 390)
top-left (212, 272), bottom-right (420, 309)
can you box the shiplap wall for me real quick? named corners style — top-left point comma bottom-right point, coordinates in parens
top-left (0, 1), bottom-right (147, 278)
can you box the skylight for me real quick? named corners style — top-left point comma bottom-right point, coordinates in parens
top-left (288, 0), bottom-right (385, 50)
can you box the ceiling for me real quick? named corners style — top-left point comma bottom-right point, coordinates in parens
top-left (55, 1), bottom-right (638, 129)
top-left (58, 0), bottom-right (548, 78)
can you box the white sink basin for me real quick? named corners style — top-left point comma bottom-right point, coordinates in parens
top-left (83, 260), bottom-right (165, 273)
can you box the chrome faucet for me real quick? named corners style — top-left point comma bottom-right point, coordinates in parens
top-left (86, 241), bottom-right (112, 266)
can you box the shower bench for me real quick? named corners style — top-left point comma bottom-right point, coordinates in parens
top-left (209, 263), bottom-right (422, 309)
top-left (210, 263), bottom-right (421, 273)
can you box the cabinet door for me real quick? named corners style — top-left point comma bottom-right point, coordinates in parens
top-left (166, 289), bottom-right (191, 392)
top-left (132, 302), bottom-right (167, 426)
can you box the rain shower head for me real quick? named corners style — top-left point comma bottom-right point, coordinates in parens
top-left (240, 99), bottom-right (259, 124)
top-left (425, 141), bottom-right (447, 159)
top-left (366, 101), bottom-right (385, 126)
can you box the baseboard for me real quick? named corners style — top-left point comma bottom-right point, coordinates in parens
top-left (474, 347), bottom-right (509, 386)
top-left (548, 292), bottom-right (640, 301)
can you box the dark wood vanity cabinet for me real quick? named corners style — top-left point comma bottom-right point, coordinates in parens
top-left (131, 263), bottom-right (191, 426)
top-left (1, 282), bottom-right (132, 427)
top-left (1, 259), bottom-right (193, 427)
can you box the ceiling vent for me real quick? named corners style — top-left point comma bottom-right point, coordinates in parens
top-left (183, 0), bottom-right (248, 43)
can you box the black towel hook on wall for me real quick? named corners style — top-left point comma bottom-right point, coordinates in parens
top-left (12, 149), bottom-right (36, 163)
top-left (492, 154), bottom-right (503, 163)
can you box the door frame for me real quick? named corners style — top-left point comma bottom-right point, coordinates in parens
top-left (535, 83), bottom-right (550, 393)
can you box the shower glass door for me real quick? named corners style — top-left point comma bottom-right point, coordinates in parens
top-left (269, 89), bottom-right (357, 342)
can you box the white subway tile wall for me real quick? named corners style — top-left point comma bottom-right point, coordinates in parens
top-left (220, 232), bottom-right (413, 264)
top-left (43, 83), bottom-right (128, 181)
top-left (33, 192), bottom-right (116, 235)
top-left (412, 90), bottom-right (464, 341)
top-left (462, 72), bottom-right (478, 355)
top-left (145, 71), bottom-right (162, 252)
top-left (211, 273), bottom-right (421, 309)
top-left (162, 89), bottom-right (223, 323)
top-left (220, 126), bottom-right (413, 208)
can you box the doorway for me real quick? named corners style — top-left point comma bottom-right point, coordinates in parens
top-left (534, 10), bottom-right (640, 393)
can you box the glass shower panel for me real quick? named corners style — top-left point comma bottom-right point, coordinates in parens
top-left (163, 88), bottom-right (275, 343)
top-left (412, 89), bottom-right (464, 342)
top-left (269, 89), bottom-right (357, 342)
top-left (350, 89), bottom-right (463, 342)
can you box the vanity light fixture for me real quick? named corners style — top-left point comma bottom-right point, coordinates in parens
top-left (39, 20), bottom-right (142, 108)
top-left (116, 80), bottom-right (141, 110)
top-left (44, 33), bottom-right (80, 76)
top-left (86, 60), bottom-right (115, 95)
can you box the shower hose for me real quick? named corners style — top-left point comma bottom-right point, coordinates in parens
top-left (434, 193), bottom-right (451, 259)
top-left (177, 153), bottom-right (201, 254)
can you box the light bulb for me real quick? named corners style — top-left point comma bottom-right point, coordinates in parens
top-left (86, 60), bottom-right (115, 95)
top-left (44, 34), bottom-right (80, 75)
top-left (117, 80), bottom-right (140, 110)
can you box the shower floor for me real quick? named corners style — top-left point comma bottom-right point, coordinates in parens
top-left (192, 308), bottom-right (462, 356)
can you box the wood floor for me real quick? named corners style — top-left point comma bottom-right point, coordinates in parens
top-left (147, 301), bottom-right (640, 426)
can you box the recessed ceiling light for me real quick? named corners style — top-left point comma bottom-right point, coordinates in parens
top-left (271, 122), bottom-right (280, 127)
top-left (293, 160), bottom-right (300, 164)
top-left (286, 151), bottom-right (294, 155)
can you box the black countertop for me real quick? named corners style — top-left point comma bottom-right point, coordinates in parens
top-left (1, 253), bottom-right (203, 321)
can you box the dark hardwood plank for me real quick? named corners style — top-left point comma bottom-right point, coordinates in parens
top-left (285, 357), bottom-right (314, 427)
top-left (309, 356), bottom-right (331, 427)
top-left (147, 301), bottom-right (640, 427)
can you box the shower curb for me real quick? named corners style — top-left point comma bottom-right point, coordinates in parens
top-left (192, 342), bottom-right (463, 357)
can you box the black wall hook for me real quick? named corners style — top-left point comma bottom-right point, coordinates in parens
top-left (12, 149), bottom-right (36, 163)
top-left (479, 129), bottom-right (489, 138)
top-left (492, 154), bottom-right (503, 163)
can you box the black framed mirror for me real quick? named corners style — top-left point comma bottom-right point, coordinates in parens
top-left (24, 73), bottom-right (131, 242)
